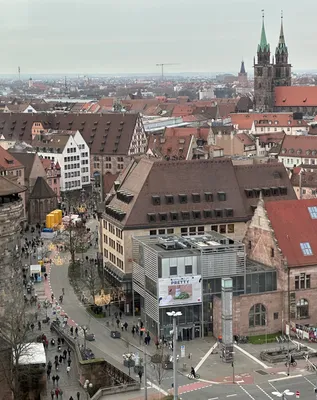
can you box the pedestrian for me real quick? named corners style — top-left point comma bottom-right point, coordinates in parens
top-left (54, 360), bottom-right (59, 370)
top-left (48, 360), bottom-right (52, 370)
top-left (57, 338), bottom-right (61, 346)
top-left (59, 388), bottom-right (63, 398)
top-left (52, 375), bottom-right (56, 385)
top-left (55, 355), bottom-right (58, 362)
top-left (70, 326), bottom-right (73, 336)
top-left (38, 321), bottom-right (41, 330)
top-left (63, 349), bottom-right (67, 359)
top-left (69, 396), bottom-right (73, 400)
top-left (62, 288), bottom-right (65, 295)
top-left (67, 347), bottom-right (71, 357)
top-left (132, 326), bottom-right (135, 337)
top-left (44, 272), bottom-right (48, 280)
top-left (51, 293), bottom-right (54, 301)
top-left (61, 338), bottom-right (65, 345)
top-left (120, 322), bottom-right (124, 332)
top-left (55, 387), bottom-right (60, 398)
top-left (138, 370), bottom-right (143, 383)
top-left (59, 355), bottom-right (63, 364)
top-left (116, 319), bottom-right (120, 328)
top-left (119, 311), bottom-right (122, 319)
top-left (56, 374), bottom-right (60, 386)
top-left (51, 389), bottom-right (55, 399)
top-left (34, 311), bottom-right (38, 321)
top-left (124, 322), bottom-right (128, 331)
top-left (75, 327), bottom-right (78, 336)
top-left (66, 366), bottom-right (71, 374)
top-left (47, 368), bottom-right (51, 380)
top-left (67, 358), bottom-right (71, 367)
top-left (76, 392), bottom-right (80, 400)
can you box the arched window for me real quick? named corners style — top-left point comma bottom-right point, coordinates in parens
top-left (296, 299), bottom-right (309, 319)
top-left (249, 304), bottom-right (266, 327)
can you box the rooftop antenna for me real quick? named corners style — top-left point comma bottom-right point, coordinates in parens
top-left (262, 9), bottom-right (264, 20)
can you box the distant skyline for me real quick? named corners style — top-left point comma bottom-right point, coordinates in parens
top-left (1, 0), bottom-right (316, 75)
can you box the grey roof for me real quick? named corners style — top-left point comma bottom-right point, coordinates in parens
top-left (7, 151), bottom-right (36, 180)
top-left (29, 177), bottom-right (56, 199)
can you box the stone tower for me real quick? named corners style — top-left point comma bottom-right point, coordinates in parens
top-left (0, 176), bottom-right (25, 304)
top-left (254, 12), bottom-right (274, 111)
top-left (273, 13), bottom-right (291, 87)
top-left (238, 61), bottom-right (248, 86)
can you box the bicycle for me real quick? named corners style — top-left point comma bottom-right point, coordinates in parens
top-left (285, 360), bottom-right (297, 367)
top-left (187, 373), bottom-right (200, 380)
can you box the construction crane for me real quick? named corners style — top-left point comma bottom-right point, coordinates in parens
top-left (156, 63), bottom-right (179, 80)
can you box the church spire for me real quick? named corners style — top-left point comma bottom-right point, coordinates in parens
top-left (258, 10), bottom-right (270, 52)
top-left (240, 60), bottom-right (246, 74)
top-left (275, 10), bottom-right (288, 59)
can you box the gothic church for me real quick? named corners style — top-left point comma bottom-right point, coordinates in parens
top-left (254, 13), bottom-right (291, 111)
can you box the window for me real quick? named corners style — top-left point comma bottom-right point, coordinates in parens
top-left (271, 248), bottom-right (274, 258)
top-left (179, 194), bottom-right (187, 204)
top-left (204, 210), bottom-right (212, 218)
top-left (205, 192), bottom-right (213, 202)
top-left (170, 266), bottom-right (177, 276)
top-left (152, 195), bottom-right (161, 205)
top-left (147, 213), bottom-right (156, 222)
top-left (300, 242), bottom-right (313, 256)
top-left (159, 213), bottom-right (167, 222)
top-left (308, 206), bottom-right (317, 219)
top-left (296, 299), bottom-right (309, 319)
top-left (167, 228), bottom-right (174, 234)
top-left (181, 227), bottom-right (188, 235)
top-left (226, 208), bottom-right (233, 217)
top-left (150, 230), bottom-right (157, 236)
top-left (249, 304), bottom-right (266, 327)
top-left (219, 225), bottom-right (226, 234)
top-left (192, 210), bottom-right (201, 219)
top-left (158, 229), bottom-right (165, 235)
top-left (211, 225), bottom-right (218, 232)
top-left (170, 212), bottom-right (178, 221)
top-left (248, 241), bottom-right (252, 249)
top-left (165, 195), bottom-right (174, 204)
top-left (274, 312), bottom-right (279, 320)
top-left (215, 209), bottom-right (223, 218)
top-left (227, 224), bottom-right (234, 233)
top-left (192, 193), bottom-right (200, 203)
top-left (185, 265), bottom-right (192, 274)
top-left (218, 192), bottom-right (226, 201)
top-left (181, 211), bottom-right (190, 220)
top-left (295, 273), bottom-right (310, 289)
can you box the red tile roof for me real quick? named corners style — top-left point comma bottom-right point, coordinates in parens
top-left (165, 127), bottom-right (210, 141)
top-left (279, 135), bottom-right (317, 158)
top-left (147, 134), bottom-right (192, 160)
top-left (230, 112), bottom-right (295, 130)
top-left (235, 133), bottom-right (254, 146)
top-left (256, 132), bottom-right (285, 144)
top-left (0, 146), bottom-right (23, 171)
top-left (172, 104), bottom-right (196, 117)
top-left (265, 199), bottom-right (317, 267)
top-left (275, 86), bottom-right (317, 107)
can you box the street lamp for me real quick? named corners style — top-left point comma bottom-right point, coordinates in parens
top-left (167, 311), bottom-right (182, 400)
top-left (83, 379), bottom-right (93, 400)
top-left (82, 325), bottom-right (88, 351)
top-left (272, 389), bottom-right (294, 400)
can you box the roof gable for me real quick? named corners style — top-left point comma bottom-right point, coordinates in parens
top-left (265, 199), bottom-right (317, 267)
top-left (29, 176), bottom-right (56, 199)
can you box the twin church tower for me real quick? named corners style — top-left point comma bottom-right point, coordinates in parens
top-left (254, 12), bottom-right (291, 111)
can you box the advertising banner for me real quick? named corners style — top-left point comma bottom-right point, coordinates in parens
top-left (158, 275), bottom-right (202, 307)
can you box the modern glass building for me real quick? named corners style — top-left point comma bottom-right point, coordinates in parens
top-left (132, 232), bottom-right (278, 340)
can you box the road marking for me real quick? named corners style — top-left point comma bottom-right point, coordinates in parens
top-left (268, 374), bottom-right (302, 382)
top-left (195, 342), bottom-right (218, 372)
top-left (238, 384), bottom-right (256, 400)
top-left (147, 380), bottom-right (169, 395)
top-left (293, 340), bottom-right (315, 352)
top-left (234, 344), bottom-right (270, 369)
top-left (227, 394), bottom-right (237, 397)
top-left (208, 398), bottom-right (219, 400)
top-left (256, 384), bottom-right (274, 399)
top-left (303, 376), bottom-right (315, 387)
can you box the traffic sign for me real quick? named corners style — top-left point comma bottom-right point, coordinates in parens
top-left (296, 390), bottom-right (300, 398)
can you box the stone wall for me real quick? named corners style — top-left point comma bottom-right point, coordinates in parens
top-left (0, 197), bottom-right (23, 302)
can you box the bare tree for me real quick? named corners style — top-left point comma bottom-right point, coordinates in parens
top-left (66, 222), bottom-right (88, 270)
top-left (84, 261), bottom-right (100, 305)
top-left (0, 280), bottom-right (44, 400)
top-left (151, 346), bottom-right (171, 396)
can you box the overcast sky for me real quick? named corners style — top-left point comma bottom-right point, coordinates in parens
top-left (0, 0), bottom-right (315, 75)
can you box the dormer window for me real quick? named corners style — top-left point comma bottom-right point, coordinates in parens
top-left (204, 210), bottom-right (212, 218)
top-left (179, 194), bottom-right (187, 204)
top-left (159, 213), bottom-right (167, 222)
top-left (181, 211), bottom-right (190, 220)
top-left (245, 189), bottom-right (253, 198)
top-left (214, 209), bottom-right (223, 218)
top-left (192, 210), bottom-right (201, 219)
top-left (165, 195), bottom-right (174, 205)
top-left (192, 193), bottom-right (200, 203)
top-left (152, 195), bottom-right (161, 205)
top-left (205, 192), bottom-right (213, 202)
top-left (170, 212), bottom-right (178, 221)
top-left (147, 213), bottom-right (156, 222)
top-left (217, 192), bottom-right (226, 201)
top-left (225, 208), bottom-right (233, 217)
